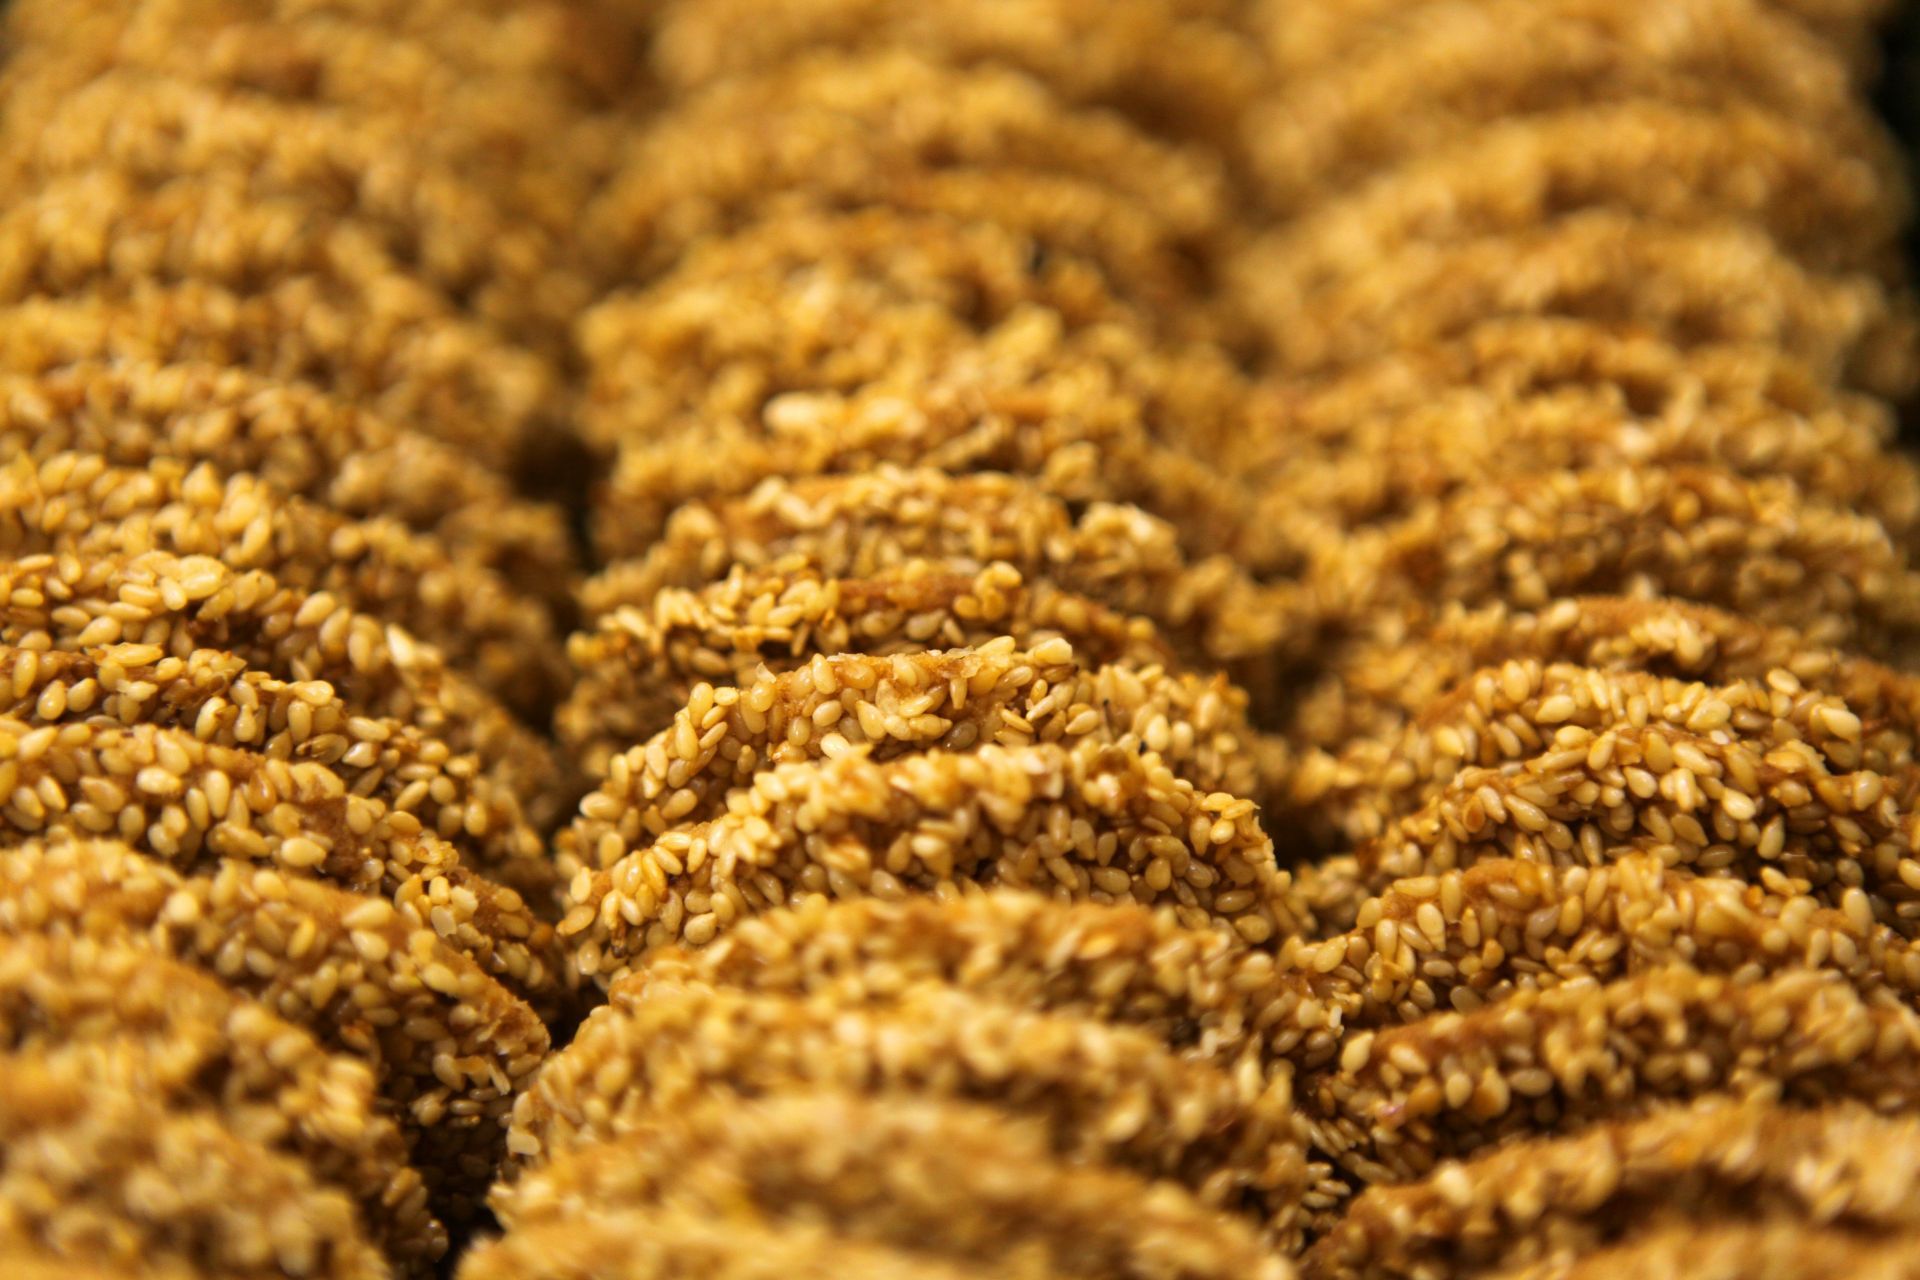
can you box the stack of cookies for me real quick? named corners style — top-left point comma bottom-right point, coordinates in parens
top-left (1235, 0), bottom-right (1920, 1275)
top-left (513, 1), bottom-right (1920, 1277)
top-left (0, 0), bottom-right (647, 1273)
top-left (494, 3), bottom-right (1334, 1278)
top-left (6, 0), bottom-right (1920, 1277)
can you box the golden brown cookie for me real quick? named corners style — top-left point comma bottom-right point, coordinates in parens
top-left (0, 1054), bottom-right (390, 1280)
top-left (0, 931), bottom-right (442, 1274)
top-left (497, 1091), bottom-right (1288, 1280)
top-left (0, 839), bottom-right (549, 1211)
top-left (508, 982), bottom-right (1311, 1242)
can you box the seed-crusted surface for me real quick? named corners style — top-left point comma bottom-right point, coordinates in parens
top-left (575, 207), bottom-right (1209, 451)
top-left (591, 333), bottom-right (1257, 558)
top-left (535, 2), bottom-right (1920, 1273)
top-left (587, 468), bottom-right (1300, 666)
top-left (0, 0), bottom-right (647, 115)
top-left (1283, 850), bottom-right (1920, 1043)
top-left (0, 712), bottom-right (452, 887)
top-left (1257, 101), bottom-right (1907, 287)
top-left (0, 551), bottom-right (567, 827)
top-left (1248, 318), bottom-right (1906, 478)
top-left (1288, 594), bottom-right (1906, 756)
top-left (0, 712), bottom-right (563, 1007)
top-left (576, 204), bottom-right (1254, 440)
top-left (1241, 0), bottom-right (1883, 213)
top-left (1486, 1221), bottom-right (1920, 1280)
top-left (0, 359), bottom-right (576, 603)
top-left (1306, 464), bottom-right (1920, 663)
top-left (0, 645), bottom-right (546, 880)
top-left (1243, 359), bottom-right (1920, 557)
top-left (0, 1), bottom-right (629, 231)
top-left (0, 71), bottom-right (590, 345)
top-left (1308, 966), bottom-right (1920, 1183)
top-left (1105, 846), bottom-right (1920, 1083)
top-left (621, 893), bottom-right (1287, 1068)
top-left (0, 840), bottom-right (549, 1208)
top-left (644, 0), bottom-right (1262, 146)
top-left (1247, 0), bottom-right (1896, 82)
top-left (0, 0), bottom-right (603, 1262)
top-left (559, 562), bottom-right (1181, 775)
top-left (1284, 591), bottom-right (1920, 818)
top-left (557, 738), bottom-right (1299, 982)
top-left (559, 641), bottom-right (1269, 871)
top-left (496, 1091), bottom-right (1288, 1280)
top-left (507, 982), bottom-right (1312, 1242)
top-left (596, 381), bottom-right (1254, 565)
top-left (0, 1053), bottom-right (391, 1280)
top-left (1302, 656), bottom-right (1918, 849)
top-left (1240, 213), bottom-right (1916, 398)
top-left (456, 1211), bottom-right (1021, 1280)
top-left (1233, 322), bottom-right (1920, 595)
top-left (1305, 1098), bottom-right (1920, 1280)
top-left (1351, 719), bottom-right (1920, 923)
top-left (578, 51), bottom-right (1229, 299)
top-left (0, 644), bottom-right (556, 886)
top-left (0, 169), bottom-right (431, 307)
top-left (0, 931), bottom-right (443, 1275)
top-left (591, 43), bottom-right (1232, 233)
top-left (0, 282), bottom-right (555, 469)
top-left (0, 454), bottom-right (564, 714)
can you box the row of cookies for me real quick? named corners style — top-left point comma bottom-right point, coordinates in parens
top-left (488, 6), bottom-right (1323, 1279)
top-left (0, 0), bottom-right (651, 1273)
top-left (1237, 0), bottom-right (1920, 1274)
